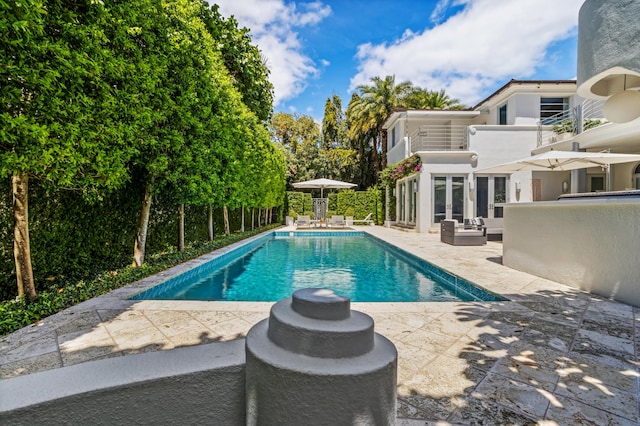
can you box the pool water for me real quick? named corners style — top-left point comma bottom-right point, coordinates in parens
top-left (131, 232), bottom-right (503, 302)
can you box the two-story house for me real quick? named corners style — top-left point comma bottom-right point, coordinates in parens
top-left (382, 78), bottom-right (640, 233)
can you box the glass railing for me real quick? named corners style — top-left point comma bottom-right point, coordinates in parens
top-left (537, 99), bottom-right (606, 146)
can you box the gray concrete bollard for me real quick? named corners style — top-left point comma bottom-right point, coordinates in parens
top-left (245, 288), bottom-right (397, 426)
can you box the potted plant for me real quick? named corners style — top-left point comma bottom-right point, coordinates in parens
top-left (552, 119), bottom-right (577, 141)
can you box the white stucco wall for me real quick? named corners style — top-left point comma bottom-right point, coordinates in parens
top-left (532, 170), bottom-right (571, 201)
top-left (513, 94), bottom-right (540, 125)
top-left (387, 137), bottom-right (408, 165)
top-left (577, 0), bottom-right (640, 98)
top-left (471, 125), bottom-right (541, 204)
top-left (503, 199), bottom-right (640, 307)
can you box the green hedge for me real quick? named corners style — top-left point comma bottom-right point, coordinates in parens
top-left (286, 188), bottom-right (384, 224)
top-left (0, 224), bottom-right (280, 337)
top-left (1, 176), bottom-right (281, 301)
top-left (284, 192), bottom-right (313, 219)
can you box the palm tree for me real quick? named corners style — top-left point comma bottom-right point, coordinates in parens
top-left (404, 88), bottom-right (465, 110)
top-left (347, 76), bottom-right (414, 174)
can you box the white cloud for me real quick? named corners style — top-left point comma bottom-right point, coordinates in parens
top-left (350, 0), bottom-right (584, 106)
top-left (213, 0), bottom-right (331, 106)
top-left (429, 0), bottom-right (452, 24)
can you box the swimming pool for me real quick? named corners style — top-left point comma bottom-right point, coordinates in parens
top-left (130, 231), bottom-right (504, 302)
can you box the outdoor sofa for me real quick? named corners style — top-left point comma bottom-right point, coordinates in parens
top-left (475, 217), bottom-right (503, 241)
top-left (440, 219), bottom-right (487, 246)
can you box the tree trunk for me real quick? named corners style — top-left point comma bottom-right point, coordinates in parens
top-left (358, 138), bottom-right (366, 186)
top-left (381, 129), bottom-right (388, 170)
top-left (132, 180), bottom-right (153, 267)
top-left (178, 203), bottom-right (185, 252)
top-left (208, 205), bottom-right (214, 241)
top-left (241, 206), bottom-right (245, 233)
top-left (12, 174), bottom-right (37, 300)
top-left (223, 205), bottom-right (230, 236)
top-left (251, 208), bottom-right (255, 230)
top-left (371, 134), bottom-right (379, 177)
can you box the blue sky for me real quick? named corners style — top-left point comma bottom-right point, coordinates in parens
top-left (213, 0), bottom-right (584, 121)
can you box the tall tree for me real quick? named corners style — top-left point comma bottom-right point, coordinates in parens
top-left (346, 75), bottom-right (414, 174)
top-left (322, 94), bottom-right (344, 150)
top-left (1, 0), bottom-right (133, 299)
top-left (199, 2), bottom-right (274, 122)
top-left (121, 0), bottom-right (250, 266)
top-left (269, 112), bottom-right (321, 187)
top-left (270, 112), bottom-right (299, 152)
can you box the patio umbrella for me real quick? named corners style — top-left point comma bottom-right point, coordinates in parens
top-left (292, 178), bottom-right (357, 198)
top-left (477, 150), bottom-right (640, 173)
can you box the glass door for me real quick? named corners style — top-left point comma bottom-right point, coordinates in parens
top-left (398, 182), bottom-right (406, 222)
top-left (475, 176), bottom-right (508, 218)
top-left (451, 177), bottom-right (464, 222)
top-left (408, 178), bottom-right (418, 224)
top-left (433, 175), bottom-right (466, 224)
top-left (433, 176), bottom-right (446, 224)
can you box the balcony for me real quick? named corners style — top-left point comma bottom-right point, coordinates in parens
top-left (537, 99), bottom-right (607, 146)
top-left (410, 125), bottom-right (468, 152)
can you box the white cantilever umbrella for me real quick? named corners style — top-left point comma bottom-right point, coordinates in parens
top-left (292, 178), bottom-right (357, 198)
top-left (478, 150), bottom-right (640, 173)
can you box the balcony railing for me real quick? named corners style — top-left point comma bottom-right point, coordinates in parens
top-left (410, 125), bottom-right (468, 152)
top-left (537, 99), bottom-right (606, 146)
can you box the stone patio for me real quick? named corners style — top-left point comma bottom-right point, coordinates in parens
top-left (1, 226), bottom-right (638, 424)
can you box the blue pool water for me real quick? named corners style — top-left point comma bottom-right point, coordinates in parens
top-left (131, 232), bottom-right (503, 302)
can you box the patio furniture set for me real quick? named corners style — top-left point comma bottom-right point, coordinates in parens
top-left (440, 217), bottom-right (503, 246)
top-left (295, 213), bottom-right (374, 229)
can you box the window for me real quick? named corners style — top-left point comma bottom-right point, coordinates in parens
top-left (540, 97), bottom-right (569, 124)
top-left (390, 126), bottom-right (396, 149)
top-left (634, 164), bottom-right (640, 189)
top-left (498, 104), bottom-right (507, 125)
top-left (589, 175), bottom-right (605, 192)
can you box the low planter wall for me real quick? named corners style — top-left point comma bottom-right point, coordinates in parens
top-left (503, 199), bottom-right (640, 307)
top-left (0, 341), bottom-right (246, 425)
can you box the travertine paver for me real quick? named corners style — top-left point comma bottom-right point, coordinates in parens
top-left (1, 226), bottom-right (639, 424)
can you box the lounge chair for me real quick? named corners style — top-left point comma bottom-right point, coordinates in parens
top-left (296, 215), bottom-right (312, 229)
top-left (350, 213), bottom-right (374, 226)
top-left (329, 215), bottom-right (345, 228)
top-left (440, 219), bottom-right (486, 246)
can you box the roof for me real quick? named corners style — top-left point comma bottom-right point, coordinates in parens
top-left (381, 79), bottom-right (578, 130)
top-left (381, 108), bottom-right (480, 130)
top-left (472, 79), bottom-right (577, 110)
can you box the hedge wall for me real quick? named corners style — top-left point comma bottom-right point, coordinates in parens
top-left (285, 188), bottom-right (384, 224)
top-left (1, 176), bottom-right (280, 301)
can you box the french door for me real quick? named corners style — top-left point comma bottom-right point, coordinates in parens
top-left (433, 175), bottom-right (465, 224)
top-left (475, 176), bottom-right (507, 218)
top-left (397, 178), bottom-right (418, 225)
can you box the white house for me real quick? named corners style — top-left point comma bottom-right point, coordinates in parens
top-left (382, 79), bottom-right (640, 233)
